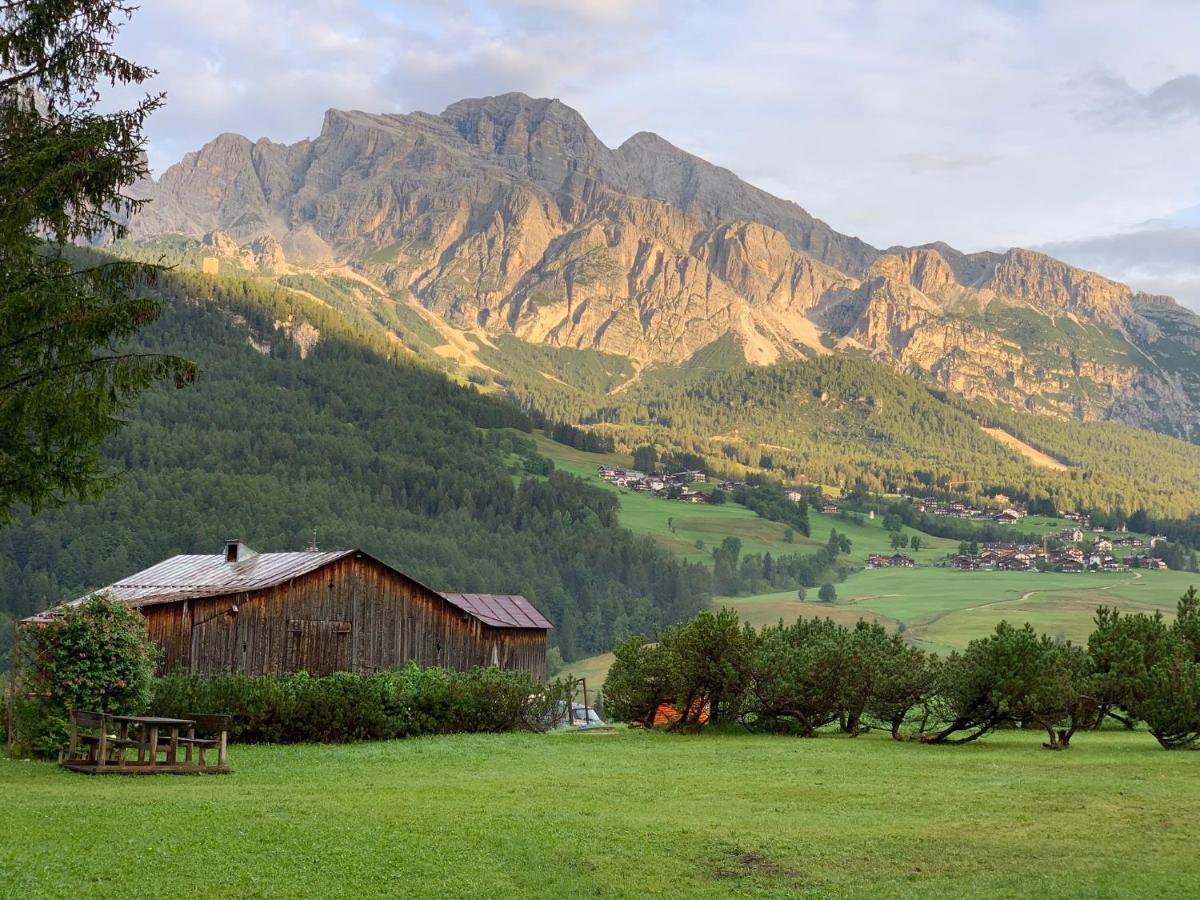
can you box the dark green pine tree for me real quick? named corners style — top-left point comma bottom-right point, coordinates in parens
top-left (0, 1), bottom-right (195, 522)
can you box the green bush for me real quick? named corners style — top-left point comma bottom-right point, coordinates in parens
top-left (1089, 588), bottom-right (1200, 749)
top-left (149, 665), bottom-right (574, 744)
top-left (603, 588), bottom-right (1200, 750)
top-left (603, 609), bottom-right (756, 729)
top-left (8, 596), bottom-right (158, 758)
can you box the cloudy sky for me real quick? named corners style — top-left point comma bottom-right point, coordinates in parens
top-left (114, 0), bottom-right (1200, 307)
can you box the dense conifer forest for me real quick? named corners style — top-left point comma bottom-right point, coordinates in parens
top-left (499, 349), bottom-right (1200, 521)
top-left (0, 271), bottom-right (711, 666)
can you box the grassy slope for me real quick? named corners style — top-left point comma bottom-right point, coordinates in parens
top-left (4, 731), bottom-right (1199, 898)
top-left (837, 568), bottom-right (1196, 654)
top-left (535, 433), bottom-right (1197, 679)
top-left (531, 433), bottom-right (957, 564)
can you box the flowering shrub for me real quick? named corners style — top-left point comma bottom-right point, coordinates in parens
top-left (9, 596), bottom-right (157, 757)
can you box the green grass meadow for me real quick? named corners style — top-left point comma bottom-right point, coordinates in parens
top-left (534, 434), bottom-right (1198, 677)
top-left (531, 433), bottom-right (957, 564)
top-left (838, 567), bottom-right (1196, 653)
top-left (4, 730), bottom-right (1198, 898)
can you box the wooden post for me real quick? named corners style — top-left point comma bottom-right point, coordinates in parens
top-left (581, 678), bottom-right (590, 724)
top-left (165, 726), bottom-right (179, 765)
top-left (217, 728), bottom-right (227, 769)
top-left (63, 711), bottom-right (78, 765)
top-left (96, 717), bottom-right (108, 771)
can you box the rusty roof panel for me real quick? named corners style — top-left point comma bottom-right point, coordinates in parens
top-left (439, 592), bottom-right (553, 630)
top-left (29, 549), bottom-right (553, 632)
top-left (56, 550), bottom-right (356, 611)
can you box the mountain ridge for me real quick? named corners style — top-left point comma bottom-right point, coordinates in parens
top-left (126, 91), bottom-right (1200, 443)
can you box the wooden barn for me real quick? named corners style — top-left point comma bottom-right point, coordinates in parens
top-left (24, 541), bottom-right (552, 680)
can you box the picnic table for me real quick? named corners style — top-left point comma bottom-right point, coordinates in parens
top-left (110, 715), bottom-right (194, 767)
top-left (61, 711), bottom-right (231, 775)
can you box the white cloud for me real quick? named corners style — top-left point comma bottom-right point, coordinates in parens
top-left (1076, 70), bottom-right (1200, 128)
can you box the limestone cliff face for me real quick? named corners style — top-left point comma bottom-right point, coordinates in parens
top-left (810, 243), bottom-right (1193, 426)
top-left (987, 248), bottom-right (1135, 327)
top-left (868, 248), bottom-right (959, 297)
top-left (128, 92), bottom-right (1200, 440)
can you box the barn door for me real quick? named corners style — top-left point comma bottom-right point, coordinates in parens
top-left (287, 620), bottom-right (352, 675)
top-left (190, 613), bottom-right (238, 673)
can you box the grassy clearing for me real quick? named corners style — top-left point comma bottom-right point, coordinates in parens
top-left (718, 592), bottom-right (899, 631)
top-left (569, 570), bottom-right (1198, 683)
top-left (536, 432), bottom-right (1193, 674)
top-left (531, 433), bottom-right (956, 564)
top-left (980, 425), bottom-right (1070, 470)
top-left (3, 730), bottom-right (1198, 898)
top-left (838, 568), bottom-right (1196, 654)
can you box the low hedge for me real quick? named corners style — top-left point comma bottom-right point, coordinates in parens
top-left (148, 665), bottom-right (574, 743)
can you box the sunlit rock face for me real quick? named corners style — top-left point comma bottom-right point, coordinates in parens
top-left (129, 93), bottom-right (1200, 441)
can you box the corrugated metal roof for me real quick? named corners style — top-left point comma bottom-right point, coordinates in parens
top-left (439, 592), bottom-right (554, 630)
top-left (30, 548), bottom-right (553, 631)
top-left (51, 550), bottom-right (356, 613)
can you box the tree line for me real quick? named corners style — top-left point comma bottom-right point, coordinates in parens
top-left (492, 351), bottom-right (1200, 527)
top-left (603, 589), bottom-right (1200, 751)
top-left (0, 273), bottom-right (713, 665)
top-left (709, 532), bottom-right (851, 597)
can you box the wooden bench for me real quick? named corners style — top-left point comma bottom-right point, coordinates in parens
top-left (61, 711), bottom-right (138, 771)
top-left (176, 714), bottom-right (230, 771)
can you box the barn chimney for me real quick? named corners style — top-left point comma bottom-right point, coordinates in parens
top-left (224, 540), bottom-right (257, 564)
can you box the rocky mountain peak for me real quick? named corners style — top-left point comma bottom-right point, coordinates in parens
top-left (441, 93), bottom-right (595, 143)
top-left (989, 247), bottom-right (1133, 323)
top-left (124, 93), bottom-right (1200, 443)
top-left (438, 92), bottom-right (613, 186)
top-left (868, 247), bottom-right (958, 297)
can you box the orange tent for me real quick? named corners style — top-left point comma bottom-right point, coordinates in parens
top-left (651, 699), bottom-right (709, 727)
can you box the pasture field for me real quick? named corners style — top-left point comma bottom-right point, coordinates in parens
top-left (530, 433), bottom-right (957, 564)
top-left (717, 569), bottom-right (1198, 656)
top-left (570, 569), bottom-right (1200, 686)
top-left (838, 567), bottom-right (1197, 654)
top-left (534, 433), bottom-right (1196, 677)
top-left (3, 730), bottom-right (1198, 898)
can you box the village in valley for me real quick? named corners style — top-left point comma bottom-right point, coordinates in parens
top-left (597, 464), bottom-right (713, 502)
top-left (872, 497), bottom-right (1171, 573)
top-left (595, 464), bottom-right (1175, 575)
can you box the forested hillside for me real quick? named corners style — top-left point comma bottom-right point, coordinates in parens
top-left (0, 269), bottom-right (710, 666)
top-left (101, 240), bottom-right (1200, 526)
top-left (503, 351), bottom-right (1200, 521)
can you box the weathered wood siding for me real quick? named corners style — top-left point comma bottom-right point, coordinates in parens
top-left (142, 554), bottom-right (547, 680)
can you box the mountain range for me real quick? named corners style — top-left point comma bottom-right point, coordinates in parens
top-left (126, 92), bottom-right (1200, 443)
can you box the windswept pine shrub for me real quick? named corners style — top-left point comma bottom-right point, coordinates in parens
top-left (603, 589), bottom-right (1200, 750)
top-left (1089, 588), bottom-right (1200, 749)
top-left (602, 609), bottom-right (756, 729)
top-left (745, 617), bottom-right (849, 736)
top-left (148, 665), bottom-right (575, 744)
top-left (599, 638), bottom-right (672, 728)
top-left (922, 622), bottom-right (1095, 749)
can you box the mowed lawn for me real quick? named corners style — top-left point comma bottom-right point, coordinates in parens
top-left (4, 730), bottom-right (1199, 898)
